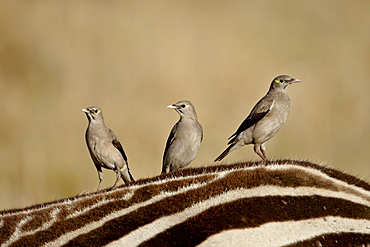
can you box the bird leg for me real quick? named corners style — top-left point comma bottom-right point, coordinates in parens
top-left (96, 170), bottom-right (103, 191)
top-left (254, 144), bottom-right (267, 165)
top-left (111, 168), bottom-right (121, 190)
top-left (260, 144), bottom-right (268, 165)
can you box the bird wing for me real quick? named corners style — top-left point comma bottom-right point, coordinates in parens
top-left (199, 123), bottom-right (204, 142)
top-left (228, 95), bottom-right (274, 141)
top-left (162, 122), bottom-right (178, 164)
top-left (109, 129), bottom-right (129, 164)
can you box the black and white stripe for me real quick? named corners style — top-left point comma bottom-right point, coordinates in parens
top-left (1, 159), bottom-right (370, 246)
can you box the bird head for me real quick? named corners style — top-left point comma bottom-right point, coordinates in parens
top-left (269, 75), bottom-right (301, 91)
top-left (167, 100), bottom-right (198, 120)
top-left (82, 106), bottom-right (104, 122)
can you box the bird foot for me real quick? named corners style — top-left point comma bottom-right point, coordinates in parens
top-left (260, 158), bottom-right (270, 166)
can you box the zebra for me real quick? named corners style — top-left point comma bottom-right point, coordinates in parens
top-left (1, 159), bottom-right (370, 246)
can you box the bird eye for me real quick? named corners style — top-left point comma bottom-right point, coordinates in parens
top-left (181, 104), bottom-right (186, 108)
top-left (279, 79), bottom-right (284, 83)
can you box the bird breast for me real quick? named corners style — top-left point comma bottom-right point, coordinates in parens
top-left (86, 128), bottom-right (124, 170)
top-left (252, 95), bottom-right (290, 143)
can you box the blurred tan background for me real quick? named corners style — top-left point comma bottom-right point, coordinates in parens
top-left (0, 1), bottom-right (369, 209)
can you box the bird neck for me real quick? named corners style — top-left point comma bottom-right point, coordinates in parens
top-left (181, 116), bottom-right (198, 122)
top-left (89, 118), bottom-right (105, 127)
top-left (269, 86), bottom-right (289, 96)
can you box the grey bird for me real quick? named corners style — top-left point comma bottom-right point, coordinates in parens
top-left (214, 75), bottom-right (301, 162)
top-left (82, 106), bottom-right (134, 190)
top-left (162, 100), bottom-right (203, 173)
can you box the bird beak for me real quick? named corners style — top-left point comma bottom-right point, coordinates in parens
top-left (167, 104), bottom-right (176, 109)
top-left (82, 108), bottom-right (89, 113)
top-left (290, 78), bottom-right (301, 84)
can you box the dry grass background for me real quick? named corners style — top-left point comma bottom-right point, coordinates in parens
top-left (0, 1), bottom-right (369, 209)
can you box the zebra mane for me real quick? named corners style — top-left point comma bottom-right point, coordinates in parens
top-left (1, 159), bottom-right (370, 246)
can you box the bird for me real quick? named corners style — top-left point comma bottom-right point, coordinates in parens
top-left (162, 100), bottom-right (203, 174)
top-left (82, 106), bottom-right (134, 190)
top-left (214, 75), bottom-right (301, 162)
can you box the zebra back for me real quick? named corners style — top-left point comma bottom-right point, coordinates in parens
top-left (1, 159), bottom-right (370, 246)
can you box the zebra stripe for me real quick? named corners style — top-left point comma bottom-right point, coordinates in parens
top-left (1, 159), bottom-right (370, 246)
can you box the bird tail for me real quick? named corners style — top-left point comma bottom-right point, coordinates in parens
top-left (128, 170), bottom-right (135, 182)
top-left (121, 168), bottom-right (135, 183)
top-left (214, 143), bottom-right (235, 162)
top-left (161, 165), bottom-right (167, 174)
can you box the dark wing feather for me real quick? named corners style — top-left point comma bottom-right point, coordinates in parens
top-left (109, 129), bottom-right (128, 164)
top-left (228, 96), bottom-right (274, 141)
top-left (162, 122), bottom-right (178, 164)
